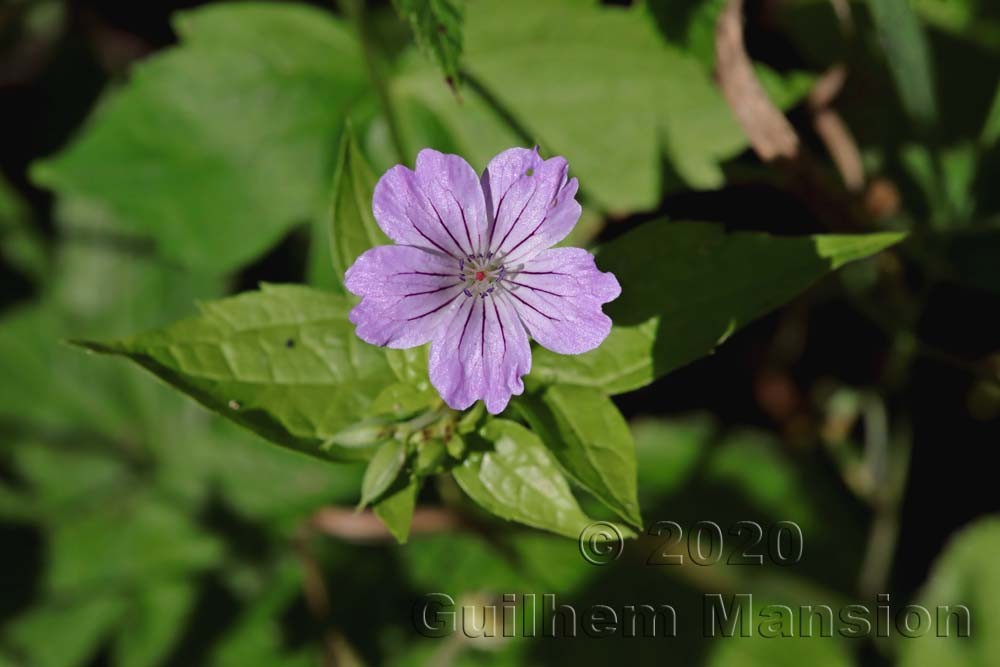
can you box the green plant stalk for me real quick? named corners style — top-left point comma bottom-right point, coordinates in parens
top-left (339, 0), bottom-right (408, 163)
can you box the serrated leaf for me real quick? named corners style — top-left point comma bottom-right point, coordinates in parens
top-left (359, 440), bottom-right (407, 508)
top-left (374, 478), bottom-right (420, 544)
top-left (452, 419), bottom-right (595, 539)
top-left (646, 0), bottom-right (728, 67)
top-left (459, 0), bottom-right (749, 208)
top-left (393, 0), bottom-right (464, 87)
top-left (530, 222), bottom-right (906, 394)
top-left (516, 386), bottom-right (641, 528)
top-left (326, 128), bottom-right (389, 295)
top-left (31, 3), bottom-right (368, 271)
top-left (74, 284), bottom-right (399, 461)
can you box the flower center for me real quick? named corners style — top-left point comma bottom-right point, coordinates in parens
top-left (459, 253), bottom-right (509, 299)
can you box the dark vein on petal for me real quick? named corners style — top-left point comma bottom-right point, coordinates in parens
top-left (406, 291), bottom-right (461, 321)
top-left (493, 299), bottom-right (507, 357)
top-left (508, 291), bottom-right (560, 321)
top-left (502, 166), bottom-right (569, 258)
top-left (480, 299), bottom-right (487, 362)
top-left (485, 168), bottom-right (526, 251)
top-left (506, 280), bottom-right (569, 298)
top-left (502, 215), bottom-right (548, 258)
top-left (449, 190), bottom-right (477, 253)
top-left (403, 283), bottom-right (460, 298)
top-left (425, 197), bottom-right (468, 256)
top-left (457, 299), bottom-right (475, 349)
top-left (494, 184), bottom-right (537, 254)
top-left (393, 271), bottom-right (455, 278)
top-left (486, 189), bottom-right (508, 251)
top-left (406, 208), bottom-right (455, 257)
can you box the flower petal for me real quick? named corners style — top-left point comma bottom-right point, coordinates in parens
top-left (481, 147), bottom-right (582, 263)
top-left (345, 245), bottom-right (464, 348)
top-left (429, 295), bottom-right (531, 414)
top-left (372, 149), bottom-right (485, 258)
top-left (414, 149), bottom-right (488, 256)
top-left (504, 247), bottom-right (621, 354)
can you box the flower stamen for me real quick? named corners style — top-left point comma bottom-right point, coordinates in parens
top-left (459, 253), bottom-right (511, 299)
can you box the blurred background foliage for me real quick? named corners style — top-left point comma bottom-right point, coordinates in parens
top-left (1, 0), bottom-right (999, 665)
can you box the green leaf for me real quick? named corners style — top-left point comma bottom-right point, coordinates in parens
top-left (515, 385), bottom-right (641, 528)
top-left (374, 478), bottom-right (420, 543)
top-left (31, 3), bottom-right (368, 271)
top-left (393, 0), bottom-right (464, 87)
top-left (115, 580), bottom-right (197, 667)
top-left (646, 0), bottom-right (727, 68)
top-left (708, 631), bottom-right (853, 667)
top-left (0, 176), bottom-right (47, 282)
top-left (452, 419), bottom-right (596, 539)
top-left (207, 558), bottom-right (318, 667)
top-left (4, 444), bottom-right (129, 522)
top-left (647, 0), bottom-right (817, 111)
top-left (46, 491), bottom-right (223, 593)
top-left (367, 381), bottom-right (440, 418)
top-left (900, 142), bottom-right (977, 228)
top-left (413, 438), bottom-right (448, 475)
top-left (899, 517), bottom-right (1000, 665)
top-left (385, 345), bottom-right (432, 387)
top-left (632, 414), bottom-right (715, 503)
top-left (703, 429), bottom-right (829, 535)
top-left (755, 67), bottom-right (817, 111)
top-left (1, 596), bottom-right (125, 667)
top-left (73, 284), bottom-right (399, 461)
top-left (631, 415), bottom-right (865, 591)
top-left (328, 416), bottom-right (397, 449)
top-left (530, 222), bottom-right (907, 394)
top-left (459, 0), bottom-right (747, 209)
top-left (0, 219), bottom-right (223, 436)
top-left (983, 81), bottom-right (1000, 146)
top-left (326, 127), bottom-right (388, 295)
top-left (166, 419), bottom-right (365, 525)
top-left (529, 322), bottom-right (657, 395)
top-left (868, 0), bottom-right (939, 128)
top-left (401, 531), bottom-right (596, 594)
top-left (386, 50), bottom-right (523, 176)
top-left (913, 0), bottom-right (1000, 53)
top-left (359, 439), bottom-right (407, 508)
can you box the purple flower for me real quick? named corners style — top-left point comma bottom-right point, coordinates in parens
top-left (345, 147), bottom-right (621, 414)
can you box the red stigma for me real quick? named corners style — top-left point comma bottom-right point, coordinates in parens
top-left (475, 271), bottom-right (486, 281)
